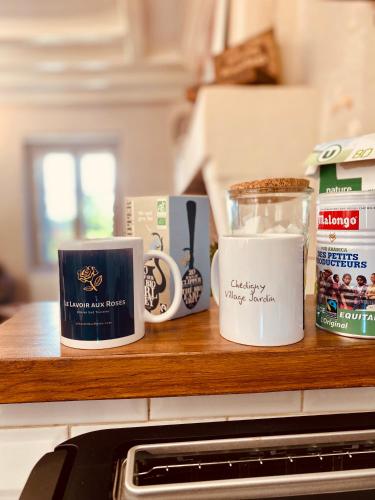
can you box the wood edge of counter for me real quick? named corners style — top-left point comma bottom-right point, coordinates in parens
top-left (1, 347), bottom-right (375, 403)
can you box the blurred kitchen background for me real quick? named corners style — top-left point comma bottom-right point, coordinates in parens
top-left (0, 0), bottom-right (374, 312)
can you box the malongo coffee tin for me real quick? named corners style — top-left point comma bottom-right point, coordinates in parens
top-left (316, 191), bottom-right (375, 338)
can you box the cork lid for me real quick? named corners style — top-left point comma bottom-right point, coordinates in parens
top-left (229, 178), bottom-right (311, 198)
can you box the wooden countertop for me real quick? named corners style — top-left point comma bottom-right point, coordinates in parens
top-left (0, 297), bottom-right (374, 403)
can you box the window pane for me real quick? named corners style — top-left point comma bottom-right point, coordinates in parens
top-left (80, 152), bottom-right (116, 238)
top-left (41, 153), bottom-right (77, 263)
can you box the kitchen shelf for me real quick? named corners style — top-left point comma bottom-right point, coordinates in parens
top-left (0, 297), bottom-right (374, 404)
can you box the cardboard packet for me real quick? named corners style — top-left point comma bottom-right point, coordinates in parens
top-left (125, 195), bottom-right (210, 319)
top-left (305, 133), bottom-right (375, 192)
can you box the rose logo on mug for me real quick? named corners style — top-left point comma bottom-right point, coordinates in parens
top-left (77, 266), bottom-right (103, 292)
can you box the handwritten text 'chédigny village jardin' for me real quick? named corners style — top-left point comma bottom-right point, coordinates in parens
top-left (225, 280), bottom-right (276, 306)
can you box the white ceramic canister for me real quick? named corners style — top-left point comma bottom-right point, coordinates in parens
top-left (211, 234), bottom-right (304, 346)
top-left (316, 191), bottom-right (375, 338)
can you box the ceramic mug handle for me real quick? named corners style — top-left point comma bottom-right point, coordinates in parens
top-left (210, 249), bottom-right (220, 306)
top-left (143, 250), bottom-right (182, 323)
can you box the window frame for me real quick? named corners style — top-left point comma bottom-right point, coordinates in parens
top-left (26, 140), bottom-right (120, 269)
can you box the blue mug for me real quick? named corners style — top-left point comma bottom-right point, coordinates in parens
top-left (58, 237), bottom-right (182, 349)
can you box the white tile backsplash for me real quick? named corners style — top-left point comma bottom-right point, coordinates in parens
top-left (304, 387), bottom-right (375, 413)
top-left (0, 491), bottom-right (20, 500)
top-left (0, 399), bottom-right (148, 426)
top-left (150, 392), bottom-right (302, 420)
top-left (70, 418), bottom-right (226, 438)
top-left (0, 426), bottom-right (67, 494)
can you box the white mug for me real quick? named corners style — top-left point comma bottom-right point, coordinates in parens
top-left (211, 234), bottom-right (304, 346)
top-left (58, 237), bottom-right (182, 349)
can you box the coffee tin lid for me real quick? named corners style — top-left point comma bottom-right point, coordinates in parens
top-left (229, 178), bottom-right (311, 198)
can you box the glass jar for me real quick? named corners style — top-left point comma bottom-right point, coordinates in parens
top-left (228, 177), bottom-right (313, 243)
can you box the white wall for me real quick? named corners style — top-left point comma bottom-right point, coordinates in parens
top-left (0, 103), bottom-right (176, 300)
top-left (228, 0), bottom-right (375, 139)
top-left (297, 0), bottom-right (375, 141)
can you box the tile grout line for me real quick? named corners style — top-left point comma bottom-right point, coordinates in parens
top-left (147, 398), bottom-right (151, 420)
top-left (300, 390), bottom-right (305, 413)
top-left (0, 423), bottom-right (70, 430)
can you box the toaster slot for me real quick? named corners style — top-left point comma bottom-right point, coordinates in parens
top-left (122, 430), bottom-right (375, 499)
top-left (133, 441), bottom-right (375, 485)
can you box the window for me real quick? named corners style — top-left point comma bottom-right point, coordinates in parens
top-left (28, 143), bottom-right (118, 266)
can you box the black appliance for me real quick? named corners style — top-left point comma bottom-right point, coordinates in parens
top-left (20, 412), bottom-right (375, 499)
